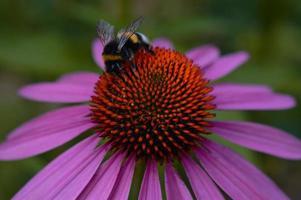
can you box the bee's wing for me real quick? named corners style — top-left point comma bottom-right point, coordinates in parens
top-left (97, 20), bottom-right (115, 45)
top-left (117, 16), bottom-right (144, 51)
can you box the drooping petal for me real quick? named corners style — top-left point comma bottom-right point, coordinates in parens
top-left (152, 38), bottom-right (174, 49)
top-left (210, 121), bottom-right (301, 160)
top-left (203, 51), bottom-right (249, 80)
top-left (186, 45), bottom-right (220, 68)
top-left (0, 105), bottom-right (94, 160)
top-left (19, 82), bottom-right (93, 103)
top-left (165, 163), bottom-right (193, 200)
top-left (108, 155), bottom-right (136, 200)
top-left (77, 152), bottom-right (125, 200)
top-left (92, 38), bottom-right (105, 70)
top-left (181, 156), bottom-right (224, 200)
top-left (138, 160), bottom-right (162, 200)
top-left (13, 135), bottom-right (107, 200)
top-left (58, 71), bottom-right (99, 86)
top-left (196, 140), bottom-right (289, 200)
top-left (212, 84), bottom-right (296, 110)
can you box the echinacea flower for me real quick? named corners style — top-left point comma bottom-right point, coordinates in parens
top-left (1, 36), bottom-right (301, 200)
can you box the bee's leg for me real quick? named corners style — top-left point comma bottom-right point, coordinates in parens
top-left (145, 44), bottom-right (155, 55)
top-left (129, 60), bottom-right (138, 70)
top-left (149, 48), bottom-right (155, 55)
top-left (107, 62), bottom-right (125, 80)
top-left (106, 63), bottom-right (119, 74)
top-left (124, 51), bottom-right (138, 71)
top-left (128, 60), bottom-right (140, 79)
top-left (115, 63), bottom-right (127, 80)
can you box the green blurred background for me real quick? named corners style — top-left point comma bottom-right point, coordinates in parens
top-left (0, 0), bottom-right (301, 199)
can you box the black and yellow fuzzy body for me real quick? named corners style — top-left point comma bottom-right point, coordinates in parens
top-left (102, 32), bottom-right (152, 74)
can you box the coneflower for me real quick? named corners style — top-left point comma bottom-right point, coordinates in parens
top-left (0, 37), bottom-right (300, 200)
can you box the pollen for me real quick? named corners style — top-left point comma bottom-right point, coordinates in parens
top-left (90, 47), bottom-right (216, 161)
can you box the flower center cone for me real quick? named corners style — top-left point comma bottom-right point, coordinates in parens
top-left (90, 47), bottom-right (216, 162)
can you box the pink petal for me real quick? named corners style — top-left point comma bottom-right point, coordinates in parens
top-left (108, 155), bottom-right (136, 200)
top-left (211, 121), bottom-right (301, 159)
top-left (196, 140), bottom-right (289, 200)
top-left (212, 83), bottom-right (273, 93)
top-left (204, 51), bottom-right (249, 80)
top-left (165, 163), bottom-right (193, 200)
top-left (138, 160), bottom-right (162, 200)
top-left (181, 155), bottom-right (224, 200)
top-left (186, 45), bottom-right (220, 68)
top-left (58, 71), bottom-right (99, 86)
top-left (13, 135), bottom-right (107, 200)
top-left (8, 105), bottom-right (90, 139)
top-left (78, 152), bottom-right (125, 200)
top-left (152, 38), bottom-right (174, 49)
top-left (92, 38), bottom-right (105, 70)
top-left (0, 105), bottom-right (94, 160)
top-left (212, 84), bottom-right (296, 110)
top-left (19, 82), bottom-right (93, 103)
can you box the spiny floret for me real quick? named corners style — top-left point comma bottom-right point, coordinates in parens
top-left (90, 47), bottom-right (215, 161)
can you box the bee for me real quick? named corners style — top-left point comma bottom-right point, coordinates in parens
top-left (97, 17), bottom-right (153, 74)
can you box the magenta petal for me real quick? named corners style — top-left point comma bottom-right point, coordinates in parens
top-left (92, 38), bottom-right (105, 70)
top-left (78, 152), bottom-right (124, 200)
top-left (152, 38), bottom-right (174, 49)
top-left (181, 156), bottom-right (224, 200)
top-left (19, 82), bottom-right (93, 103)
top-left (211, 121), bottom-right (301, 159)
top-left (0, 105), bottom-right (94, 160)
top-left (138, 160), bottom-right (162, 200)
top-left (58, 71), bottom-right (99, 86)
top-left (196, 140), bottom-right (289, 200)
top-left (108, 156), bottom-right (136, 200)
top-left (7, 105), bottom-right (90, 139)
top-left (212, 83), bottom-right (273, 93)
top-left (186, 45), bottom-right (220, 68)
top-left (165, 163), bottom-right (193, 200)
top-left (212, 84), bottom-right (296, 110)
top-left (204, 51), bottom-right (249, 80)
top-left (13, 135), bottom-right (107, 200)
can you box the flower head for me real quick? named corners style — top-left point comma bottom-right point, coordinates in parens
top-left (0, 36), bottom-right (300, 200)
top-left (91, 47), bottom-right (215, 161)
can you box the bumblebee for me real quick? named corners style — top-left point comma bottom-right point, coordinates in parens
top-left (97, 17), bottom-right (153, 74)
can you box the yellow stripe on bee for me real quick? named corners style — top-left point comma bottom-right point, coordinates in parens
top-left (119, 32), bottom-right (139, 43)
top-left (130, 34), bottom-right (139, 43)
top-left (103, 54), bottom-right (122, 61)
